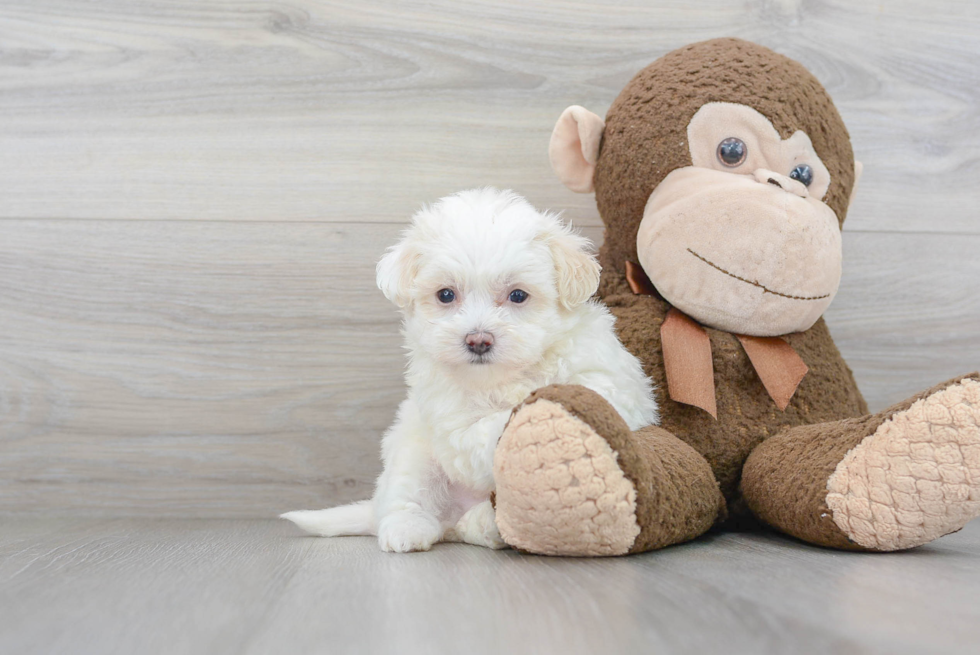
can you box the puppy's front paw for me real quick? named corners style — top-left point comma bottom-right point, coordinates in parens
top-left (479, 518), bottom-right (508, 550)
top-left (377, 511), bottom-right (441, 553)
top-left (454, 500), bottom-right (508, 550)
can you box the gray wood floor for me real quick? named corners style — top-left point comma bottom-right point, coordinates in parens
top-left (1, 517), bottom-right (978, 655)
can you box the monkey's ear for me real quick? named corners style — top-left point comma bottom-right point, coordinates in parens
top-left (847, 160), bottom-right (864, 214)
top-left (549, 106), bottom-right (605, 193)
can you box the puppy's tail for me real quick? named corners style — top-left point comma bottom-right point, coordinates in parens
top-left (280, 500), bottom-right (375, 537)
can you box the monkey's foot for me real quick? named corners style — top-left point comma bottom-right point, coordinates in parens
top-left (493, 390), bottom-right (640, 556)
top-left (826, 376), bottom-right (980, 551)
top-left (493, 385), bottom-right (722, 556)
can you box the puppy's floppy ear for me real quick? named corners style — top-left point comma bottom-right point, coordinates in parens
top-left (547, 223), bottom-right (601, 310)
top-left (549, 105), bottom-right (605, 193)
top-left (376, 232), bottom-right (421, 309)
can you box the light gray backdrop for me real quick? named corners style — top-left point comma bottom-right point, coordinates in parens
top-left (0, 0), bottom-right (978, 517)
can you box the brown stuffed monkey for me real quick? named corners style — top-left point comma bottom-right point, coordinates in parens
top-left (491, 38), bottom-right (980, 555)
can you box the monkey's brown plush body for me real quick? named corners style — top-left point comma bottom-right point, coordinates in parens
top-left (491, 39), bottom-right (980, 555)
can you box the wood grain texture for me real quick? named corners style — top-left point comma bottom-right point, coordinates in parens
top-left (0, 1), bottom-right (978, 517)
top-left (0, 220), bottom-right (400, 516)
top-left (0, 0), bottom-right (978, 233)
top-left (0, 221), bottom-right (977, 517)
top-left (1, 517), bottom-right (978, 655)
top-left (0, 519), bottom-right (314, 655)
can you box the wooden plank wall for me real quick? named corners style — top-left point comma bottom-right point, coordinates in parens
top-left (0, 0), bottom-right (978, 517)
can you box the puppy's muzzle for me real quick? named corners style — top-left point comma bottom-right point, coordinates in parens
top-left (465, 331), bottom-right (494, 356)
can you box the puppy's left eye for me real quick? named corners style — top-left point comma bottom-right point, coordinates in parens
top-left (509, 289), bottom-right (528, 304)
top-left (437, 289), bottom-right (455, 303)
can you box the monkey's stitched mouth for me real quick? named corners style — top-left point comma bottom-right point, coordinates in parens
top-left (686, 248), bottom-right (830, 301)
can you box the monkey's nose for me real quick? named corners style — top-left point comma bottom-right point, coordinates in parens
top-left (753, 169), bottom-right (808, 198)
top-left (465, 331), bottom-right (494, 355)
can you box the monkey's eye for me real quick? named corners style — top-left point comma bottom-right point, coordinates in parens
top-left (717, 137), bottom-right (747, 167)
top-left (437, 288), bottom-right (456, 303)
top-left (508, 289), bottom-right (528, 304)
top-left (789, 164), bottom-right (813, 187)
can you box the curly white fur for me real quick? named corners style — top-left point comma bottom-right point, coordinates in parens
top-left (282, 188), bottom-right (658, 552)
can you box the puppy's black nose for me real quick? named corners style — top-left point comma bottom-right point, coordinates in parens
top-left (466, 331), bottom-right (494, 355)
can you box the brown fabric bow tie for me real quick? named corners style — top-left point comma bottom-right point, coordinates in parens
top-left (625, 261), bottom-right (808, 419)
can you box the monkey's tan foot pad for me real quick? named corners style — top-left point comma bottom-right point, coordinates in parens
top-left (827, 377), bottom-right (980, 551)
top-left (493, 398), bottom-right (640, 556)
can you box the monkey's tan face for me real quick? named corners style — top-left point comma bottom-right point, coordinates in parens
top-left (635, 103), bottom-right (843, 336)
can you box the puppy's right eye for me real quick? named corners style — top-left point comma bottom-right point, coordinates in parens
top-left (437, 289), bottom-right (455, 304)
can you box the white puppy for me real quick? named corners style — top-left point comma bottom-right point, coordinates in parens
top-left (282, 188), bottom-right (658, 552)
